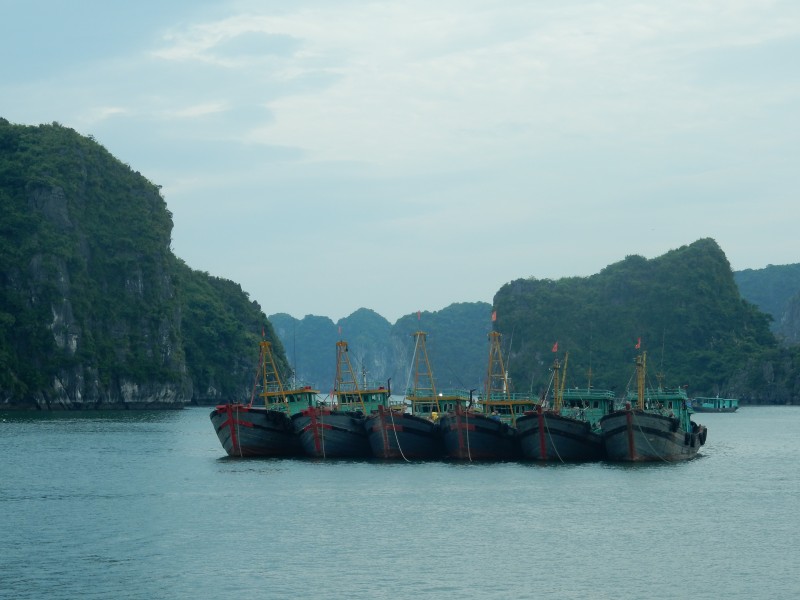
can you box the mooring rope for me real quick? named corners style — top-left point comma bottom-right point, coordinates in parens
top-left (389, 408), bottom-right (411, 463)
top-left (632, 411), bottom-right (670, 463)
top-left (465, 409), bottom-right (472, 462)
top-left (234, 404), bottom-right (243, 457)
top-left (543, 413), bottom-right (566, 464)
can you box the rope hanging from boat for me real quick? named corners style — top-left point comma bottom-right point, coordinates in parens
top-left (632, 412), bottom-right (670, 463)
top-left (319, 395), bottom-right (328, 459)
top-left (465, 408), bottom-right (472, 462)
top-left (388, 409), bottom-right (411, 463)
top-left (235, 404), bottom-right (243, 457)
top-left (543, 413), bottom-right (566, 464)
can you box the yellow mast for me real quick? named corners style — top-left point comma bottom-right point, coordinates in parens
top-left (411, 331), bottom-right (440, 413)
top-left (254, 340), bottom-right (290, 410)
top-left (552, 352), bottom-right (569, 413)
top-left (334, 340), bottom-right (367, 413)
top-left (636, 352), bottom-right (647, 411)
top-left (486, 331), bottom-right (510, 400)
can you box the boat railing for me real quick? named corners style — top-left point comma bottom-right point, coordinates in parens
top-left (405, 388), bottom-right (472, 400)
top-left (561, 388), bottom-right (616, 400)
top-left (481, 392), bottom-right (538, 402)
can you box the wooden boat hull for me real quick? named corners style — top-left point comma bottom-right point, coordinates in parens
top-left (600, 410), bottom-right (707, 462)
top-left (516, 411), bottom-right (604, 461)
top-left (210, 404), bottom-right (301, 457)
top-left (439, 408), bottom-right (516, 460)
top-left (365, 406), bottom-right (442, 460)
top-left (291, 408), bottom-right (371, 458)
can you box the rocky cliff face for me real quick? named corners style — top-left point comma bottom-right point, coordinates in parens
top-left (0, 121), bottom-right (190, 408)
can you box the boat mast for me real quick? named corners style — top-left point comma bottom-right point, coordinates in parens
top-left (334, 340), bottom-right (367, 413)
top-left (552, 352), bottom-right (569, 413)
top-left (486, 331), bottom-right (510, 400)
top-left (411, 331), bottom-right (440, 413)
top-left (636, 352), bottom-right (647, 411)
top-left (256, 340), bottom-right (289, 409)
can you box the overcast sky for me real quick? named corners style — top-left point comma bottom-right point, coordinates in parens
top-left (3, 1), bottom-right (798, 322)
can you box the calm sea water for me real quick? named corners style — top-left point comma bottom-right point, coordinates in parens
top-left (1, 406), bottom-right (798, 599)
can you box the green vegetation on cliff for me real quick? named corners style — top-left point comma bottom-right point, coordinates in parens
top-left (493, 239), bottom-right (796, 401)
top-left (735, 264), bottom-right (800, 344)
top-left (0, 119), bottom-right (284, 407)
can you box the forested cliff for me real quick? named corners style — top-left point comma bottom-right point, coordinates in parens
top-left (0, 120), bottom-right (285, 409)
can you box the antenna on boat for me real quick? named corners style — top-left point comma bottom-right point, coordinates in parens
top-left (587, 323), bottom-right (593, 390)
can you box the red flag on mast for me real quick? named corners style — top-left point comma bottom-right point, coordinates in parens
top-left (552, 341), bottom-right (558, 353)
top-left (417, 310), bottom-right (421, 321)
top-left (635, 337), bottom-right (641, 349)
top-left (491, 310), bottom-right (497, 322)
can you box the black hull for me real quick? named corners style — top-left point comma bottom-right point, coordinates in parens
top-left (600, 410), bottom-right (707, 462)
top-left (365, 407), bottom-right (442, 460)
top-left (692, 407), bottom-right (738, 413)
top-left (439, 409), bottom-right (516, 460)
top-left (210, 404), bottom-right (301, 457)
top-left (291, 408), bottom-right (371, 458)
top-left (516, 411), bottom-right (604, 461)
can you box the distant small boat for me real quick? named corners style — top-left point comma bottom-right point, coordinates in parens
top-left (439, 332), bottom-right (531, 460)
top-left (600, 352), bottom-right (707, 462)
top-left (210, 340), bottom-right (318, 457)
top-left (692, 397), bottom-right (739, 412)
top-left (517, 353), bottom-right (614, 461)
top-left (291, 340), bottom-right (389, 458)
top-left (365, 331), bottom-right (460, 460)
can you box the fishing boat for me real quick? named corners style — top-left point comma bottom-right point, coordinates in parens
top-left (599, 352), bottom-right (708, 462)
top-left (692, 396), bottom-right (739, 412)
top-left (365, 331), bottom-right (464, 460)
top-left (291, 340), bottom-right (390, 458)
top-left (209, 339), bottom-right (318, 457)
top-left (517, 353), bottom-right (614, 461)
top-left (439, 332), bottom-right (531, 460)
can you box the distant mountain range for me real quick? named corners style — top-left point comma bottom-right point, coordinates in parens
top-left (271, 240), bottom-right (800, 404)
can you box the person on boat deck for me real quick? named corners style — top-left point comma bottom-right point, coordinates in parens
top-left (431, 410), bottom-right (439, 422)
top-left (491, 411), bottom-right (501, 421)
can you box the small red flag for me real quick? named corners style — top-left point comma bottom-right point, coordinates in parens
top-left (262, 327), bottom-right (265, 338)
top-left (552, 341), bottom-right (558, 353)
top-left (417, 310), bottom-right (421, 321)
top-left (635, 337), bottom-right (641, 349)
top-left (491, 311), bottom-right (497, 322)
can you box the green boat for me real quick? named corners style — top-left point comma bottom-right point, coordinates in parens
top-left (692, 396), bottom-right (739, 412)
top-left (600, 352), bottom-right (708, 462)
top-left (517, 353), bottom-right (615, 461)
